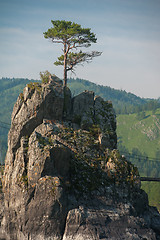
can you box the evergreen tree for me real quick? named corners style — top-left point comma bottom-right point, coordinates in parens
top-left (44, 20), bottom-right (102, 87)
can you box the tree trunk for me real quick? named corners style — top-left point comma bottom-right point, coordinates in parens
top-left (63, 43), bottom-right (67, 87)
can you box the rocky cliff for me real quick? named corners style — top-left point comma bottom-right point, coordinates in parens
top-left (0, 75), bottom-right (160, 240)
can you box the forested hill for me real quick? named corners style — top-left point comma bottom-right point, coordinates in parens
top-left (0, 78), bottom-right (38, 121)
top-left (0, 78), bottom-right (31, 92)
top-left (0, 77), bottom-right (159, 117)
top-left (68, 78), bottom-right (146, 109)
top-left (68, 78), bottom-right (160, 114)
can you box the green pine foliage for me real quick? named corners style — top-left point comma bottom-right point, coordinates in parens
top-left (40, 70), bottom-right (51, 84)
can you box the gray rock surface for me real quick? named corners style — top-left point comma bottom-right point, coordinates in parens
top-left (1, 76), bottom-right (160, 240)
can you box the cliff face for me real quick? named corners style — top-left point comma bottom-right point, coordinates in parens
top-left (1, 76), bottom-right (160, 240)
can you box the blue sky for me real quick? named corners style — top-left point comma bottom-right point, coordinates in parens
top-left (0, 0), bottom-right (160, 98)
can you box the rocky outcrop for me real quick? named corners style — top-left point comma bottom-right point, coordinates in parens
top-left (1, 75), bottom-right (160, 240)
top-left (72, 92), bottom-right (117, 149)
top-left (62, 200), bottom-right (158, 240)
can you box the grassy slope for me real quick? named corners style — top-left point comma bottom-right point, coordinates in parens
top-left (117, 109), bottom-right (160, 158)
top-left (141, 182), bottom-right (160, 212)
top-left (117, 109), bottom-right (160, 211)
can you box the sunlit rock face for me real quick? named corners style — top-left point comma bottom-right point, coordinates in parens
top-left (0, 76), bottom-right (160, 240)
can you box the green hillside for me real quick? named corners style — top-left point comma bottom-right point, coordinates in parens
top-left (117, 109), bottom-right (160, 211)
top-left (141, 182), bottom-right (160, 212)
top-left (117, 109), bottom-right (160, 159)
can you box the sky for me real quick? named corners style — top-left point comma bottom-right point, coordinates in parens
top-left (0, 0), bottom-right (160, 99)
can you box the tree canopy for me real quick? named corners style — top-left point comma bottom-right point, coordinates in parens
top-left (43, 20), bottom-right (102, 87)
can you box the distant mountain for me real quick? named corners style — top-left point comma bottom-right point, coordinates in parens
top-left (68, 78), bottom-right (147, 113)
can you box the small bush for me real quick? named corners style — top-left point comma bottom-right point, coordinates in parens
top-left (40, 70), bottom-right (51, 84)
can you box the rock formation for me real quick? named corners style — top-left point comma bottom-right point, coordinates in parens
top-left (0, 75), bottom-right (160, 240)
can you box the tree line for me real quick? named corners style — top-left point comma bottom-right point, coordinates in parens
top-left (116, 100), bottom-right (160, 115)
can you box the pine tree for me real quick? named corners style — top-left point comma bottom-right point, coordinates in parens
top-left (44, 20), bottom-right (102, 87)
